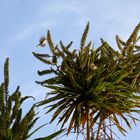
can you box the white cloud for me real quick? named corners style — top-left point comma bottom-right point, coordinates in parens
top-left (10, 24), bottom-right (37, 44)
top-left (9, 0), bottom-right (92, 45)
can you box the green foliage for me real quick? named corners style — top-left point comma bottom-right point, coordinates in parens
top-left (34, 129), bottom-right (65, 140)
top-left (0, 58), bottom-right (64, 140)
top-left (0, 58), bottom-right (40, 140)
top-left (34, 23), bottom-right (140, 140)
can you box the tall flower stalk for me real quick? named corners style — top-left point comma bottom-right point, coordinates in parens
top-left (0, 58), bottom-right (64, 140)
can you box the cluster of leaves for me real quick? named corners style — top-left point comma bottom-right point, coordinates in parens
top-left (33, 22), bottom-right (140, 140)
top-left (0, 58), bottom-right (64, 140)
top-left (0, 58), bottom-right (37, 140)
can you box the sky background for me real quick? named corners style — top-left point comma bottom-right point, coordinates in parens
top-left (1, 0), bottom-right (140, 139)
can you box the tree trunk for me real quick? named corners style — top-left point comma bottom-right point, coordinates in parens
top-left (86, 109), bottom-right (90, 140)
top-left (96, 116), bottom-right (103, 140)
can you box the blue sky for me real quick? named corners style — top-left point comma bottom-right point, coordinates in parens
top-left (1, 0), bottom-right (140, 139)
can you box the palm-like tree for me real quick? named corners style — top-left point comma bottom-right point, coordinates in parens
top-left (33, 22), bottom-right (140, 140)
top-left (0, 58), bottom-right (64, 140)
